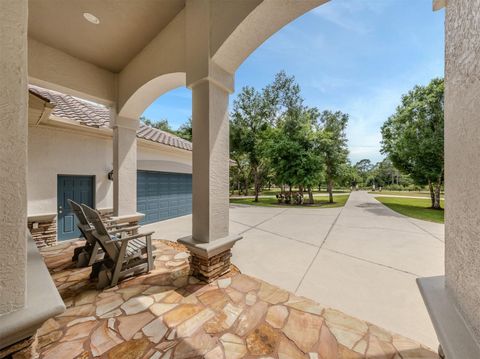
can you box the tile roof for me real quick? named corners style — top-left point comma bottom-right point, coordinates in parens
top-left (136, 125), bottom-right (192, 151)
top-left (29, 85), bottom-right (192, 152)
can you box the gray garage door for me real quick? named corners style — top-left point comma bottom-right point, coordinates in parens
top-left (137, 170), bottom-right (192, 224)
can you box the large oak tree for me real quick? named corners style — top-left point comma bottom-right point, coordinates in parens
top-left (317, 110), bottom-right (349, 203)
top-left (381, 78), bottom-right (444, 209)
top-left (230, 86), bottom-right (270, 202)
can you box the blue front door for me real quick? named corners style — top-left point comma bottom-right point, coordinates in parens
top-left (137, 171), bottom-right (192, 224)
top-left (57, 175), bottom-right (94, 241)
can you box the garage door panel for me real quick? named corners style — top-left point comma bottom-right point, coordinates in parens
top-left (146, 202), bottom-right (159, 210)
top-left (137, 171), bottom-right (192, 224)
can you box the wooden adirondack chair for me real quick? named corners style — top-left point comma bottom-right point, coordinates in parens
top-left (81, 204), bottom-right (155, 289)
top-left (68, 199), bottom-right (138, 268)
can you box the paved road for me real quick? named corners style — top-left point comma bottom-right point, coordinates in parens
top-left (144, 191), bottom-right (444, 349)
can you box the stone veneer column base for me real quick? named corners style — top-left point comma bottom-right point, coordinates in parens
top-left (178, 234), bottom-right (242, 283)
top-left (190, 249), bottom-right (232, 282)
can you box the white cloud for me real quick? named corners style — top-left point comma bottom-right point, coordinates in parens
top-left (312, 2), bottom-right (370, 34)
top-left (349, 146), bottom-right (384, 164)
top-left (307, 76), bottom-right (352, 94)
top-left (259, 24), bottom-right (326, 58)
top-left (341, 55), bottom-right (443, 164)
top-left (312, 0), bottom-right (395, 34)
top-left (344, 85), bottom-right (404, 163)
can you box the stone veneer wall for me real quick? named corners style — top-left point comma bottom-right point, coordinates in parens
top-left (444, 0), bottom-right (480, 342)
top-left (28, 218), bottom-right (57, 248)
top-left (28, 210), bottom-right (114, 249)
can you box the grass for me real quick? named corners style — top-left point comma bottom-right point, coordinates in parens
top-left (230, 194), bottom-right (350, 208)
top-left (368, 190), bottom-right (444, 198)
top-left (375, 196), bottom-right (445, 223)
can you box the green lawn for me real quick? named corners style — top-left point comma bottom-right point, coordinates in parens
top-left (230, 194), bottom-right (350, 208)
top-left (375, 196), bottom-right (445, 223)
top-left (368, 190), bottom-right (444, 198)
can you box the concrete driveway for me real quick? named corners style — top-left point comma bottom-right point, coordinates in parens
top-left (143, 191), bottom-right (444, 349)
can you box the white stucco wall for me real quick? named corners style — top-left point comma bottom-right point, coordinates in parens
top-left (0, 0), bottom-right (28, 315)
top-left (29, 37), bottom-right (116, 105)
top-left (28, 126), bottom-right (114, 215)
top-left (137, 142), bottom-right (192, 174)
top-left (27, 125), bottom-right (192, 218)
top-left (444, 0), bottom-right (480, 342)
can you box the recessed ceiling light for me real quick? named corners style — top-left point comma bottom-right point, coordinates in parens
top-left (83, 12), bottom-right (100, 25)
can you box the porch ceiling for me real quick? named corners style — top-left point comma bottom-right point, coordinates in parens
top-left (28, 0), bottom-right (185, 72)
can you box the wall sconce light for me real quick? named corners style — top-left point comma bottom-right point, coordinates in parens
top-left (108, 170), bottom-right (114, 181)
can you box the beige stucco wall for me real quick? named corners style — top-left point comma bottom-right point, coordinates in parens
top-left (27, 125), bottom-right (192, 218)
top-left (0, 0), bottom-right (28, 315)
top-left (444, 0), bottom-right (480, 341)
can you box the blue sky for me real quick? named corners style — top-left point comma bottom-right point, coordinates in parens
top-left (142, 0), bottom-right (445, 164)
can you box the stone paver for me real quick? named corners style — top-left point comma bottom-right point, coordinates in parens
top-left (33, 240), bottom-right (437, 359)
top-left (145, 191), bottom-right (444, 349)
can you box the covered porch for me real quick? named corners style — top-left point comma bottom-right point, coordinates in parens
top-left (1, 0), bottom-right (480, 358)
top-left (32, 239), bottom-right (436, 358)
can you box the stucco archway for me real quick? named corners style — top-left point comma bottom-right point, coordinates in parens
top-left (118, 72), bottom-right (186, 120)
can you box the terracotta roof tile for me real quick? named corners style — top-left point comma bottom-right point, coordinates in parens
top-left (28, 85), bottom-right (192, 152)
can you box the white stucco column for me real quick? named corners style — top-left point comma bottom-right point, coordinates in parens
top-left (191, 78), bottom-right (230, 243)
top-left (0, 5), bottom-right (65, 349)
top-left (178, 70), bottom-right (241, 281)
top-left (178, 0), bottom-right (241, 281)
top-left (112, 115), bottom-right (142, 220)
top-left (0, 0), bottom-right (27, 315)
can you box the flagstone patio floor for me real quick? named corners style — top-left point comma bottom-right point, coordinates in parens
top-left (30, 240), bottom-right (438, 359)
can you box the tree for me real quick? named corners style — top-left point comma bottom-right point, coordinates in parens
top-left (263, 72), bottom-right (327, 204)
top-left (230, 153), bottom-right (250, 195)
top-left (263, 71), bottom-right (303, 126)
top-left (229, 70), bottom-right (351, 206)
top-left (268, 107), bottom-right (323, 204)
top-left (140, 116), bottom-right (174, 133)
top-left (317, 110), bottom-right (349, 203)
top-left (176, 118), bottom-right (192, 141)
top-left (337, 162), bottom-right (357, 188)
top-left (230, 86), bottom-right (270, 202)
top-left (374, 159), bottom-right (401, 187)
top-left (354, 159), bottom-right (374, 186)
top-left (381, 78), bottom-right (444, 209)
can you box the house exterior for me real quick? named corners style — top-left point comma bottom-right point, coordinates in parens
top-left (28, 85), bottom-right (193, 246)
top-left (2, 0), bottom-right (480, 357)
